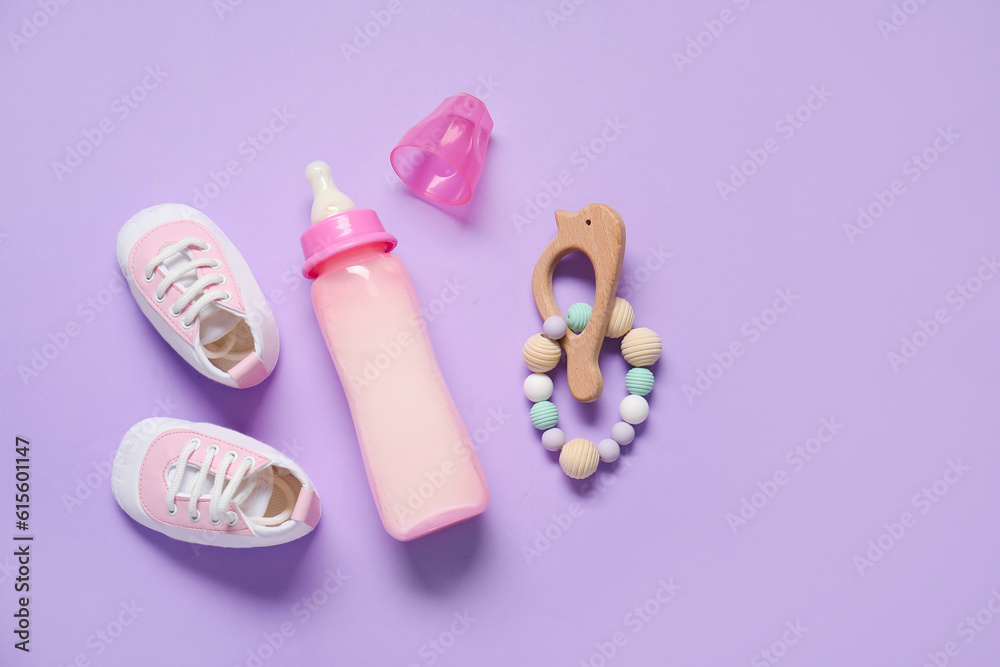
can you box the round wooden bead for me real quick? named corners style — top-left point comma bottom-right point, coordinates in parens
top-left (566, 302), bottom-right (592, 333)
top-left (605, 297), bottom-right (634, 338)
top-left (621, 327), bottom-right (662, 367)
top-left (559, 438), bottom-right (600, 479)
top-left (542, 315), bottom-right (567, 340)
top-left (625, 367), bottom-right (654, 395)
top-left (620, 395), bottom-right (649, 425)
top-left (611, 421), bottom-right (635, 446)
top-left (541, 428), bottom-right (565, 452)
top-left (529, 401), bottom-right (559, 430)
top-left (523, 333), bottom-right (561, 373)
top-left (523, 373), bottom-right (554, 402)
top-left (597, 438), bottom-right (621, 463)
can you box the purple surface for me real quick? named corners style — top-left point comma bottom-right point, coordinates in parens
top-left (3, 1), bottom-right (1000, 665)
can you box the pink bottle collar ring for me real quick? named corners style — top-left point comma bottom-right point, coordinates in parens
top-left (300, 209), bottom-right (397, 279)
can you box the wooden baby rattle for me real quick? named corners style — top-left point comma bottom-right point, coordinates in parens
top-left (522, 204), bottom-right (663, 480)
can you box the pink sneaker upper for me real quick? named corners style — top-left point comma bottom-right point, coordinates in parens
top-left (139, 427), bottom-right (267, 536)
top-left (127, 220), bottom-right (246, 344)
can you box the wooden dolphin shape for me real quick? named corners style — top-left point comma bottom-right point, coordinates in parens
top-left (532, 203), bottom-right (626, 403)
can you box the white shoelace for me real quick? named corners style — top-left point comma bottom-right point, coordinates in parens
top-left (144, 237), bottom-right (231, 330)
top-left (164, 438), bottom-right (296, 527)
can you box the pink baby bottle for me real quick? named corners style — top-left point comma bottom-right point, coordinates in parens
top-left (300, 160), bottom-right (488, 541)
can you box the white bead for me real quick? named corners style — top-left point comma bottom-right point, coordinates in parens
top-left (597, 438), bottom-right (620, 463)
top-left (523, 373), bottom-right (554, 402)
top-left (541, 428), bottom-right (565, 452)
top-left (542, 316), bottom-right (567, 340)
top-left (611, 421), bottom-right (635, 446)
top-left (620, 395), bottom-right (649, 425)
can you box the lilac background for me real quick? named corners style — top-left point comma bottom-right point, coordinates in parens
top-left (2, 0), bottom-right (1000, 665)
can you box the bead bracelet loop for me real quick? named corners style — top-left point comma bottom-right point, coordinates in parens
top-left (522, 297), bottom-right (661, 479)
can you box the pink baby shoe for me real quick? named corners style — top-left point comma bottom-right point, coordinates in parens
top-left (112, 418), bottom-right (321, 548)
top-left (117, 204), bottom-right (278, 388)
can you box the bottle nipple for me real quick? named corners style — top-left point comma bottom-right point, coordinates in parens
top-left (305, 160), bottom-right (357, 224)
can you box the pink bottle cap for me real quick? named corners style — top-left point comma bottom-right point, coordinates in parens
top-left (390, 93), bottom-right (494, 206)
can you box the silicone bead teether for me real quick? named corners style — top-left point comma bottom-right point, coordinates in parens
top-left (605, 297), bottom-right (635, 338)
top-left (522, 334), bottom-right (561, 373)
top-left (529, 401), bottom-right (559, 430)
top-left (625, 367), bottom-right (654, 396)
top-left (559, 438), bottom-right (600, 479)
top-left (621, 327), bottom-right (662, 367)
top-left (566, 303), bottom-right (592, 333)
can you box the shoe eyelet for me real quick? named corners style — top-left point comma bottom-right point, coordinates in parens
top-left (221, 291), bottom-right (232, 302)
top-left (207, 445), bottom-right (219, 455)
top-left (201, 242), bottom-right (212, 252)
top-left (144, 273), bottom-right (154, 283)
top-left (190, 509), bottom-right (201, 522)
top-left (213, 259), bottom-right (222, 269)
top-left (154, 293), bottom-right (166, 303)
top-left (210, 517), bottom-right (221, 526)
top-left (217, 276), bottom-right (227, 286)
top-left (181, 319), bottom-right (194, 330)
top-left (227, 512), bottom-right (239, 527)
top-left (167, 505), bottom-right (177, 516)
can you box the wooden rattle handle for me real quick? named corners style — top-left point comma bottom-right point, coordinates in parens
top-left (531, 204), bottom-right (626, 403)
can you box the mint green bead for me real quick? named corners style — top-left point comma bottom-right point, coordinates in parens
top-left (625, 367), bottom-right (654, 396)
top-left (566, 302), bottom-right (592, 333)
top-left (529, 401), bottom-right (559, 430)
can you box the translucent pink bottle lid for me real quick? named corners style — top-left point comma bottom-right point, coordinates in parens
top-left (389, 93), bottom-right (494, 206)
top-left (301, 161), bottom-right (397, 279)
